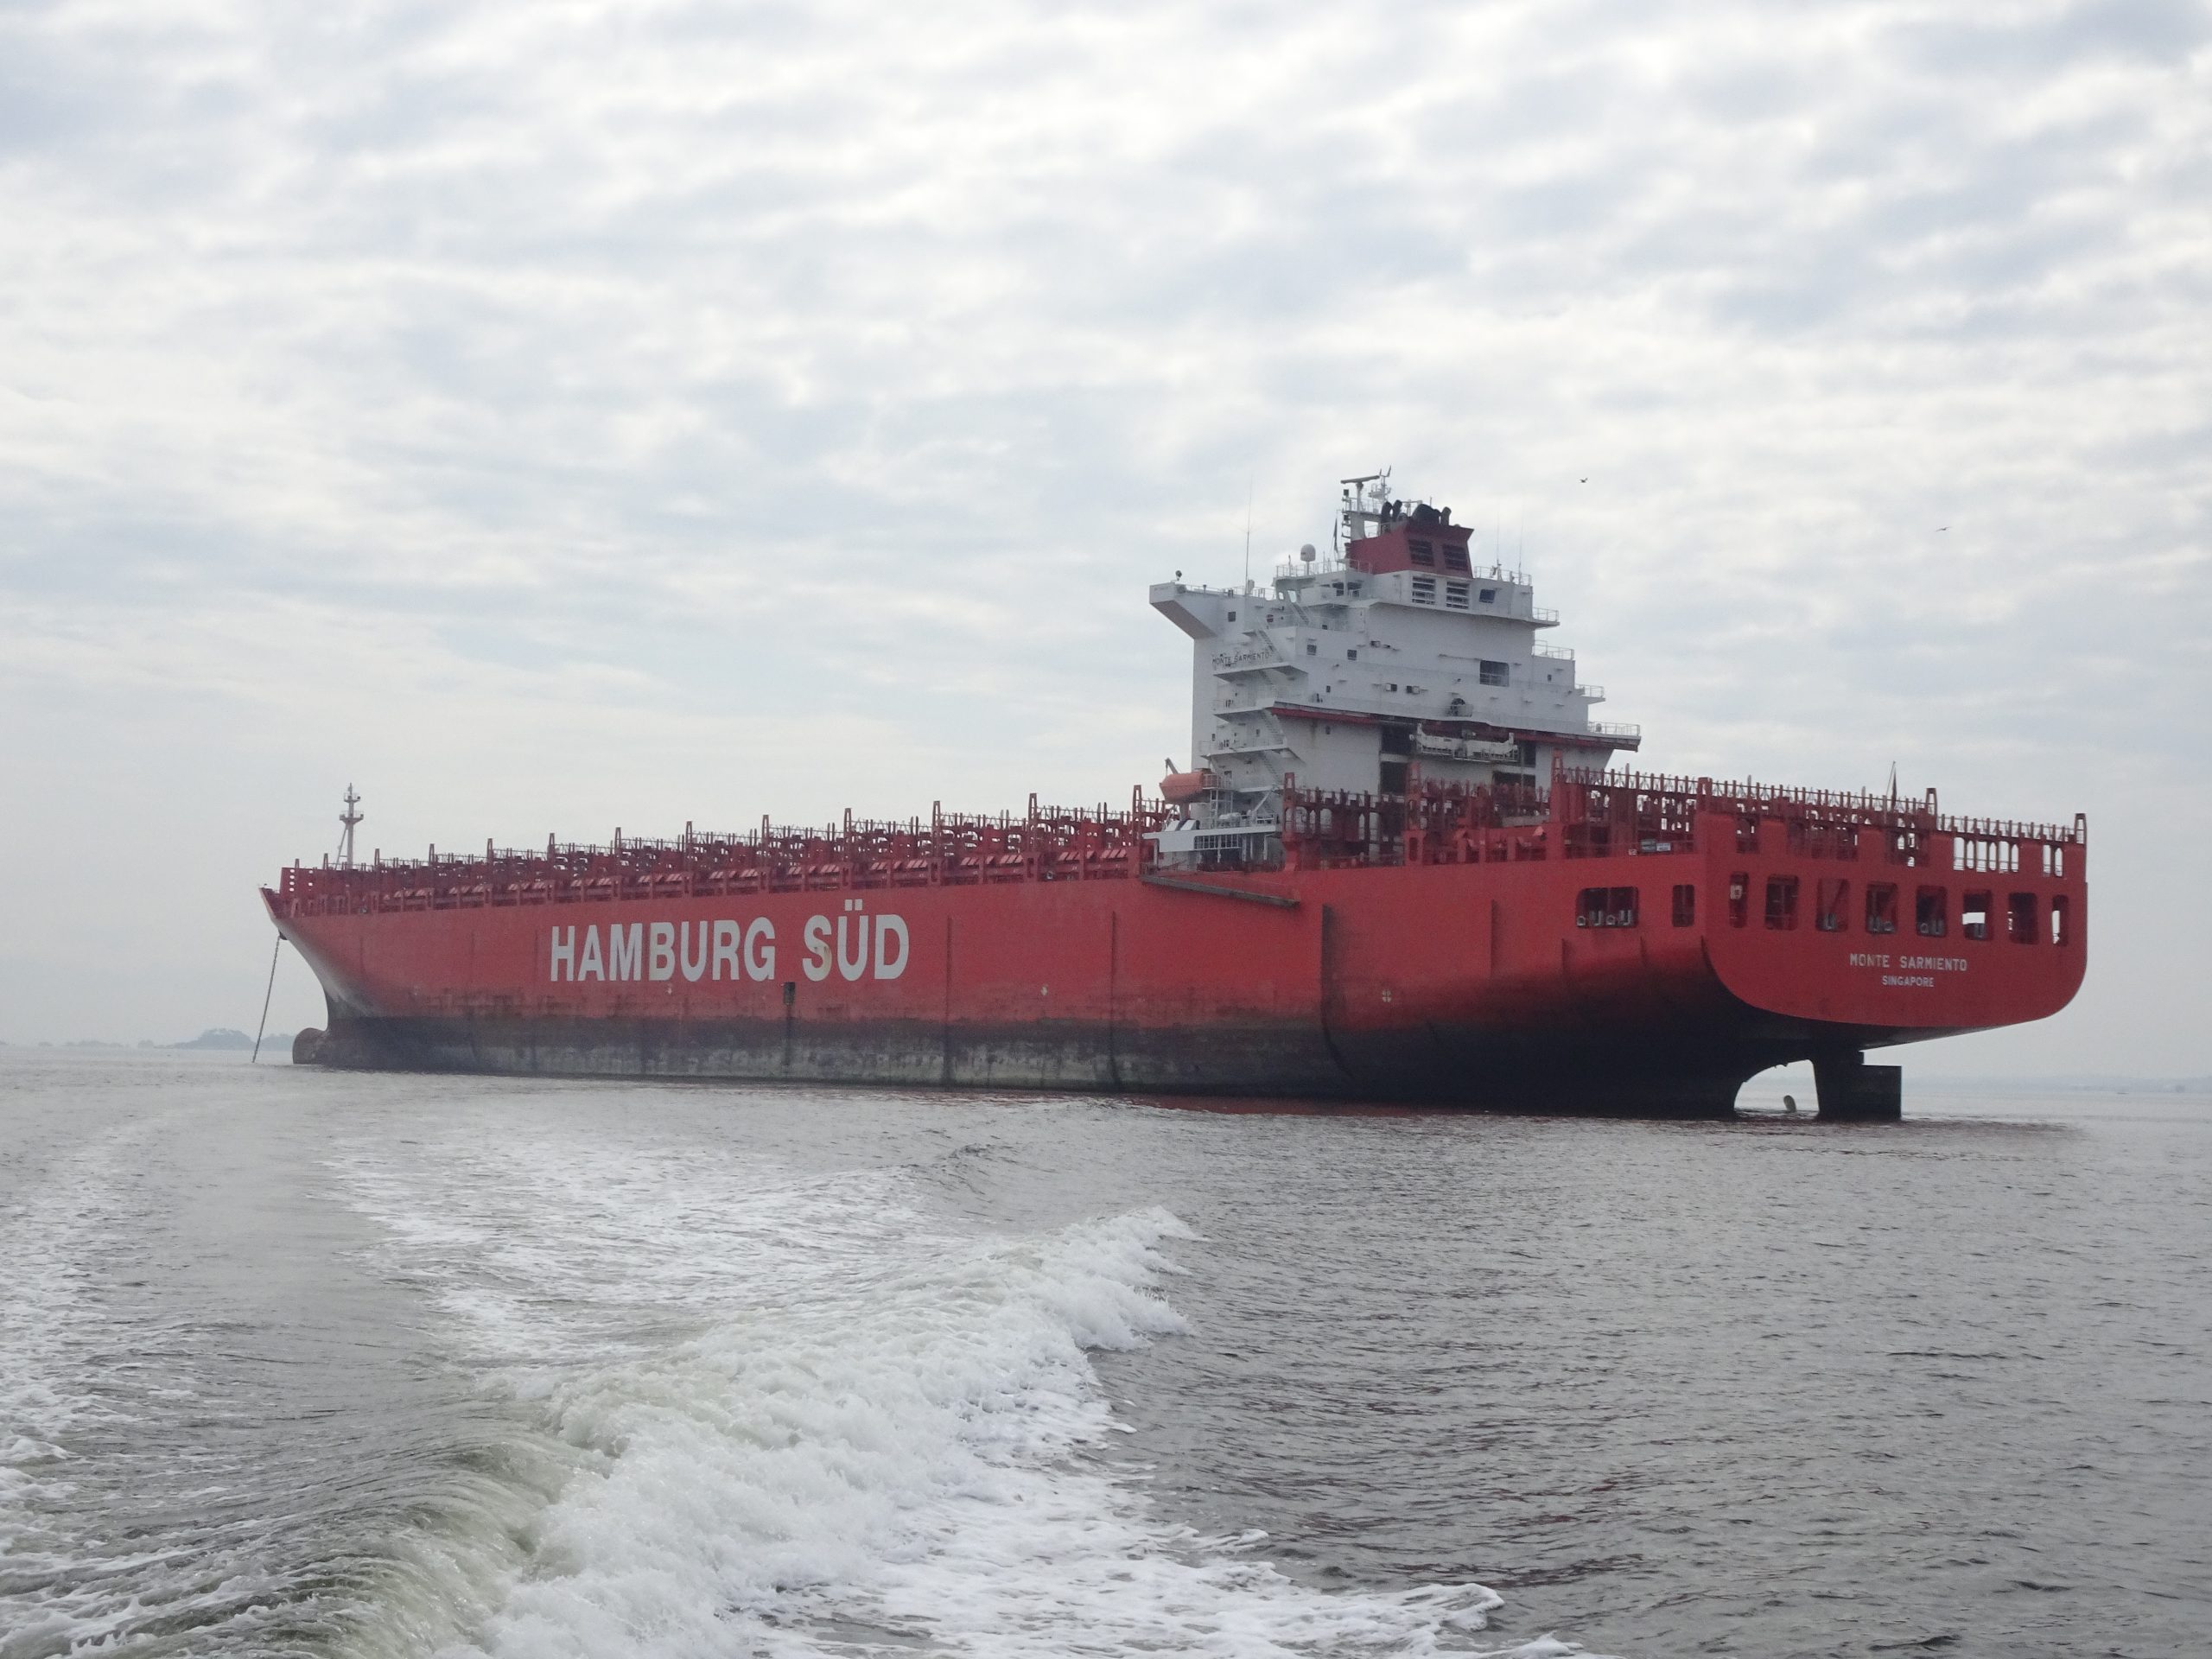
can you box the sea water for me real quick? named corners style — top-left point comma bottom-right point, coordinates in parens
top-left (0, 1050), bottom-right (2205, 1657)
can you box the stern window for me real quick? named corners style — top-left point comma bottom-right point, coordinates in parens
top-left (2007, 893), bottom-right (2038, 943)
top-left (1764, 875), bottom-right (1800, 931)
top-left (1866, 883), bottom-right (1898, 934)
top-left (1672, 884), bottom-right (1695, 926)
top-left (2050, 895), bottom-right (2071, 945)
top-left (1816, 877), bottom-right (1851, 932)
top-left (1915, 887), bottom-right (1948, 938)
top-left (1728, 873), bottom-right (1749, 928)
top-left (1962, 891), bottom-right (1992, 940)
top-left (1579, 887), bottom-right (1639, 928)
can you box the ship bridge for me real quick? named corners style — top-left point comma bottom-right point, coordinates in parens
top-left (1152, 471), bottom-right (1637, 852)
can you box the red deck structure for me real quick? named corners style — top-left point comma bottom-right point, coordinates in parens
top-left (267, 769), bottom-right (2086, 1118)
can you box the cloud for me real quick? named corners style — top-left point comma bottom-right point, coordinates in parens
top-left (0, 0), bottom-right (2206, 1066)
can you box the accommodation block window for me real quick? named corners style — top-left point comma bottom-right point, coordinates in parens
top-left (1479, 660), bottom-right (1509, 686)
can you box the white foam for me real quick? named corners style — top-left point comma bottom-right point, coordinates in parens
top-left (327, 1128), bottom-right (1578, 1658)
top-left (0, 1109), bottom-right (262, 1656)
top-left (0, 1131), bottom-right (130, 1473)
top-left (0, 1123), bottom-right (140, 1566)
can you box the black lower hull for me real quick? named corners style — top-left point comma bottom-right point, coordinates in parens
top-left (295, 1010), bottom-right (1912, 1120)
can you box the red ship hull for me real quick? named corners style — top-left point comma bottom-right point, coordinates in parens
top-left (265, 777), bottom-right (2086, 1119)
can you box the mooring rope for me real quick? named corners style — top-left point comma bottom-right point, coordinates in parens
top-left (251, 937), bottom-right (282, 1064)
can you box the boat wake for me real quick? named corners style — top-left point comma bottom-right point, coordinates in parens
top-left (324, 1123), bottom-right (1561, 1657)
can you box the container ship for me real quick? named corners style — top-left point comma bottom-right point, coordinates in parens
top-left (266, 473), bottom-right (2086, 1118)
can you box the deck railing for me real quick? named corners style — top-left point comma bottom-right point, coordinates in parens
top-left (1276, 766), bottom-right (2085, 871)
top-left (270, 770), bottom-right (2088, 913)
top-left (272, 794), bottom-right (1176, 917)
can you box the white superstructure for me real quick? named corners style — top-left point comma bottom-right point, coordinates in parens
top-left (1150, 472), bottom-right (1638, 855)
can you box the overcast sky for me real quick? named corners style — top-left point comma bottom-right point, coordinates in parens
top-left (3, 0), bottom-right (2207, 1076)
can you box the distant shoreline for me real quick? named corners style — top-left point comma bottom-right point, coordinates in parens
top-left (1, 1029), bottom-right (295, 1053)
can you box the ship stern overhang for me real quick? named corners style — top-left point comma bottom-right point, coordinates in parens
top-left (1692, 808), bottom-right (2088, 1050)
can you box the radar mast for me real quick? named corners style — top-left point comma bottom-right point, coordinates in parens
top-left (339, 785), bottom-right (364, 869)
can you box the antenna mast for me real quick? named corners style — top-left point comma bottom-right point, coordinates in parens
top-left (1243, 476), bottom-right (1254, 591)
top-left (339, 784), bottom-right (364, 869)
top-left (1338, 468), bottom-right (1391, 550)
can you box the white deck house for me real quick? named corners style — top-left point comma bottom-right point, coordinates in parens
top-left (1150, 473), bottom-right (1638, 855)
